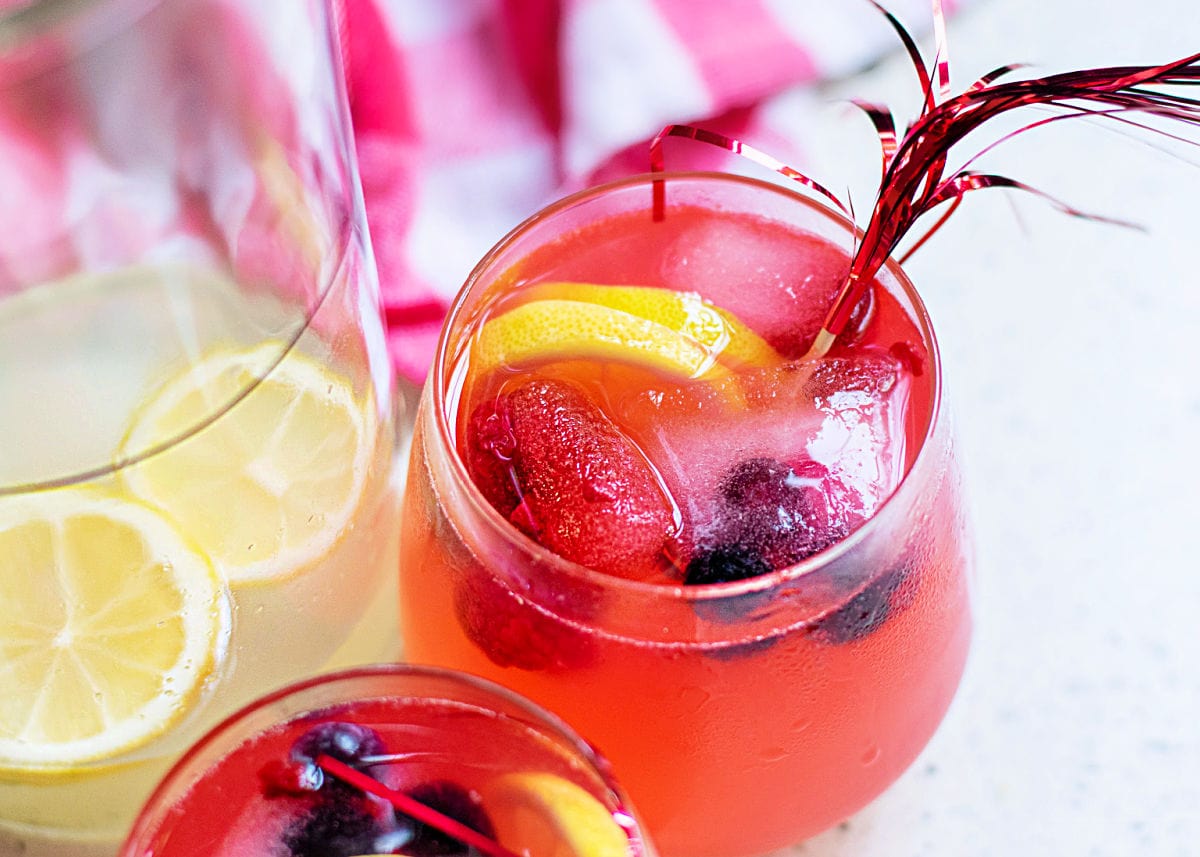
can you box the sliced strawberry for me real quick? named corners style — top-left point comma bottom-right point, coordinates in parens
top-left (464, 378), bottom-right (675, 581)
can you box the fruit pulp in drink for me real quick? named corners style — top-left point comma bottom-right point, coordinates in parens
top-left (399, 189), bottom-right (972, 856)
top-left (0, 256), bottom-right (399, 853)
top-left (124, 689), bottom-right (647, 857)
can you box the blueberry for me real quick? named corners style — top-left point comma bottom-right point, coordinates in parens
top-left (282, 796), bottom-right (414, 857)
top-left (717, 457), bottom-right (839, 568)
top-left (402, 780), bottom-right (495, 856)
top-left (681, 456), bottom-right (834, 611)
top-left (279, 722), bottom-right (387, 803)
top-left (291, 721), bottom-right (386, 768)
top-left (809, 563), bottom-right (910, 645)
top-left (275, 729), bottom-right (496, 857)
top-left (684, 543), bottom-right (771, 586)
top-left (686, 458), bottom-right (911, 655)
top-left (720, 457), bottom-right (792, 506)
top-left (682, 543), bottom-right (776, 633)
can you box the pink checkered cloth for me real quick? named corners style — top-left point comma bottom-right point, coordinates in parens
top-left (0, 0), bottom-right (960, 384)
top-left (340, 0), bottom-right (962, 384)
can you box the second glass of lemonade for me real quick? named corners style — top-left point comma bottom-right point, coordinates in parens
top-left (0, 0), bottom-right (399, 852)
top-left (400, 172), bottom-right (973, 856)
top-left (120, 665), bottom-right (654, 857)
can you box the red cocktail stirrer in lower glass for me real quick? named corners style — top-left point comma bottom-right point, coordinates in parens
top-left (650, 0), bottom-right (1200, 359)
top-left (316, 754), bottom-right (523, 857)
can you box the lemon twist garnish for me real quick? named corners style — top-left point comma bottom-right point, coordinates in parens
top-left (474, 281), bottom-right (777, 380)
top-left (121, 342), bottom-right (375, 586)
top-left (483, 771), bottom-right (631, 857)
top-left (0, 489), bottom-right (227, 771)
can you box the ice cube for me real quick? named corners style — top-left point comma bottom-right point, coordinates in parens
top-left (630, 348), bottom-right (909, 562)
top-left (802, 350), bottom-right (910, 522)
top-left (659, 211), bottom-right (851, 358)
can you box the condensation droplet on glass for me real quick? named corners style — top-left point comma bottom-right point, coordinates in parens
top-left (758, 745), bottom-right (790, 763)
top-left (675, 685), bottom-right (711, 716)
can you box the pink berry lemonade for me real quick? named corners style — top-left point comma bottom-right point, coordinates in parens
top-left (120, 666), bottom-right (650, 857)
top-left (399, 173), bottom-right (973, 856)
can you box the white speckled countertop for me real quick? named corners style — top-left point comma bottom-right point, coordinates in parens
top-left (764, 1), bottom-right (1200, 855)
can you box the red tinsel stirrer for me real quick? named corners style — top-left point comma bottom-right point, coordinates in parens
top-left (650, 1), bottom-right (1200, 360)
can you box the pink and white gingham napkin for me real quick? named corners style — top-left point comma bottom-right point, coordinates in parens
top-left (0, 0), bottom-right (962, 384)
top-left (340, 0), bottom-right (963, 383)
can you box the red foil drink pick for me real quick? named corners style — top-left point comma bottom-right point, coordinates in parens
top-left (649, 0), bottom-right (1200, 359)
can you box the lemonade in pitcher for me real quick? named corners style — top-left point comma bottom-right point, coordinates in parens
top-left (0, 254), bottom-right (399, 852)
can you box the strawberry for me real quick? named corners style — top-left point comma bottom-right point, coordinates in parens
top-left (464, 378), bottom-right (674, 581)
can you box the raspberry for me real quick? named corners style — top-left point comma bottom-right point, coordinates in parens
top-left (453, 562), bottom-right (597, 672)
top-left (259, 758), bottom-right (324, 797)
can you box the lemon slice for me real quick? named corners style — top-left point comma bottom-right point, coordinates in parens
top-left (483, 772), bottom-right (630, 857)
top-left (527, 281), bottom-right (777, 368)
top-left (0, 489), bottom-right (227, 770)
top-left (473, 282), bottom-right (777, 380)
top-left (122, 342), bottom-right (375, 586)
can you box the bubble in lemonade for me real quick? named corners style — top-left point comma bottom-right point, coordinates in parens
top-left (0, 263), bottom-right (398, 853)
top-left (119, 666), bottom-right (651, 857)
top-left (399, 173), bottom-right (972, 857)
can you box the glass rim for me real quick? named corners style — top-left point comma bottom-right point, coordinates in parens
top-left (121, 662), bottom-right (630, 852)
top-left (431, 169), bottom-right (945, 603)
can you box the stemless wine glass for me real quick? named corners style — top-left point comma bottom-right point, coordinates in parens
top-left (398, 172), bottom-right (973, 857)
top-left (119, 664), bottom-right (654, 857)
top-left (0, 0), bottom-right (398, 853)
